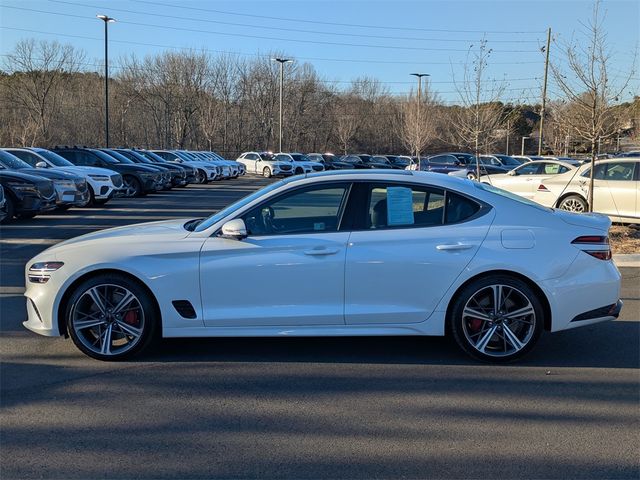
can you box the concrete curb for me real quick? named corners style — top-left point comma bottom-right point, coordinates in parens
top-left (613, 254), bottom-right (640, 267)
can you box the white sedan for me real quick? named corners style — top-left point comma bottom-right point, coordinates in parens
top-left (532, 158), bottom-right (639, 224)
top-left (483, 160), bottom-right (576, 199)
top-left (24, 171), bottom-right (622, 362)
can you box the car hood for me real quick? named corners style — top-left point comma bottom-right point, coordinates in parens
top-left (114, 164), bottom-right (161, 173)
top-left (56, 166), bottom-right (119, 176)
top-left (49, 219), bottom-right (193, 253)
top-left (16, 168), bottom-right (80, 181)
top-left (0, 170), bottom-right (54, 184)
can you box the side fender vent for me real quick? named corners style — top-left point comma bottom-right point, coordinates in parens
top-left (172, 300), bottom-right (197, 319)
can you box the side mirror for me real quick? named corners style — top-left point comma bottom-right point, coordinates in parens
top-left (220, 218), bottom-right (247, 240)
top-left (35, 161), bottom-right (48, 168)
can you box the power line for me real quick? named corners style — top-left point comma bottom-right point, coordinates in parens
top-left (0, 26), bottom-right (545, 66)
top-left (1, 6), bottom-right (543, 53)
top-left (45, 0), bottom-right (542, 44)
top-left (130, 0), bottom-right (545, 35)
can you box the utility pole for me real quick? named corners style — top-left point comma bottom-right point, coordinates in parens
top-left (272, 58), bottom-right (293, 152)
top-left (505, 119), bottom-right (510, 155)
top-left (97, 14), bottom-right (116, 148)
top-left (410, 73), bottom-right (429, 160)
top-left (537, 27), bottom-right (551, 156)
top-left (521, 136), bottom-right (530, 155)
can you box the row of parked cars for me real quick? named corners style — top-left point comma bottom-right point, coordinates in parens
top-left (235, 150), bottom-right (638, 224)
top-left (0, 147), bottom-right (246, 223)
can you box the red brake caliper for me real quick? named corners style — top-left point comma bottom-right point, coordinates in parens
top-left (124, 310), bottom-right (138, 326)
top-left (469, 318), bottom-right (483, 332)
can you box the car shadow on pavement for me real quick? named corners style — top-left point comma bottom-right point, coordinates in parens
top-left (138, 319), bottom-right (640, 369)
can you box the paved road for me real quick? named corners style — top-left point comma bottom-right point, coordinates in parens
top-left (1, 177), bottom-right (639, 479)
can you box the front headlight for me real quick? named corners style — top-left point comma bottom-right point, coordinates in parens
top-left (55, 180), bottom-right (76, 189)
top-left (28, 261), bottom-right (64, 284)
top-left (88, 174), bottom-right (110, 181)
top-left (7, 182), bottom-right (38, 193)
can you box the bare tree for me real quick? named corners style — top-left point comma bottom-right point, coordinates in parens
top-left (398, 83), bottom-right (438, 159)
top-left (452, 40), bottom-right (508, 177)
top-left (1, 39), bottom-right (85, 144)
top-left (550, 1), bottom-right (636, 211)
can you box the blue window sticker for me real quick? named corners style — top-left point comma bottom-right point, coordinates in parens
top-left (386, 187), bottom-right (414, 226)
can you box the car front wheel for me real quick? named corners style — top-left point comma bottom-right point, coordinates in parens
top-left (262, 167), bottom-right (272, 178)
top-left (122, 175), bottom-right (142, 197)
top-left (449, 275), bottom-right (544, 362)
top-left (66, 274), bottom-right (158, 361)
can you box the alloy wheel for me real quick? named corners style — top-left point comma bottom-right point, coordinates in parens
top-left (122, 177), bottom-right (140, 197)
top-left (70, 284), bottom-right (145, 357)
top-left (559, 196), bottom-right (586, 213)
top-left (461, 284), bottom-right (536, 358)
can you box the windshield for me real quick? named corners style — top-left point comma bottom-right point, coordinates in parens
top-left (259, 153), bottom-right (273, 161)
top-left (36, 149), bottom-right (74, 167)
top-left (494, 154), bottom-right (521, 166)
top-left (290, 154), bottom-right (311, 162)
top-left (0, 150), bottom-right (31, 169)
top-left (118, 150), bottom-right (153, 164)
top-left (474, 181), bottom-right (550, 211)
top-left (193, 179), bottom-right (288, 232)
top-left (101, 149), bottom-right (135, 164)
top-left (138, 150), bottom-right (165, 163)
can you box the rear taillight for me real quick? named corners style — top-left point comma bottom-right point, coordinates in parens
top-left (572, 236), bottom-right (611, 260)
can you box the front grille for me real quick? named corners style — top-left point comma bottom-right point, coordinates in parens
top-left (37, 181), bottom-right (54, 198)
top-left (312, 165), bottom-right (323, 171)
top-left (111, 174), bottom-right (123, 187)
top-left (281, 164), bottom-right (292, 171)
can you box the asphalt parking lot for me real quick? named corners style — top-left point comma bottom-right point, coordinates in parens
top-left (1, 176), bottom-right (639, 480)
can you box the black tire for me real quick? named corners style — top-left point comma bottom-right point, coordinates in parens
top-left (295, 167), bottom-right (303, 175)
top-left (557, 194), bottom-right (588, 213)
top-left (262, 167), bottom-right (272, 178)
top-left (65, 273), bottom-right (158, 361)
top-left (449, 275), bottom-right (544, 363)
top-left (1, 195), bottom-right (15, 223)
top-left (87, 185), bottom-right (96, 206)
top-left (195, 170), bottom-right (207, 184)
top-left (123, 175), bottom-right (143, 198)
top-left (17, 212), bottom-right (37, 220)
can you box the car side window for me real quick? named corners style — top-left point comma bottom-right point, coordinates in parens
top-left (246, 153), bottom-right (258, 161)
top-left (9, 150), bottom-right (38, 166)
top-left (445, 192), bottom-right (481, 224)
top-left (366, 184), bottom-right (446, 229)
top-left (583, 164), bottom-right (606, 180)
top-left (516, 163), bottom-right (541, 175)
top-left (241, 184), bottom-right (351, 236)
top-left (542, 163), bottom-right (565, 174)
top-left (603, 162), bottom-right (635, 181)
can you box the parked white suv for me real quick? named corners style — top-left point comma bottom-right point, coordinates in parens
top-left (236, 151), bottom-right (294, 178)
top-left (273, 153), bottom-right (324, 175)
top-left (5, 147), bottom-right (124, 205)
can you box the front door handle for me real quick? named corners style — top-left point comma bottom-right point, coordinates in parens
top-left (436, 243), bottom-right (475, 251)
top-left (304, 247), bottom-right (340, 256)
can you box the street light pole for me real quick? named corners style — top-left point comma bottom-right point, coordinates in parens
top-left (410, 73), bottom-right (429, 160)
top-left (97, 14), bottom-right (116, 148)
top-left (521, 136), bottom-right (530, 155)
top-left (272, 58), bottom-right (293, 152)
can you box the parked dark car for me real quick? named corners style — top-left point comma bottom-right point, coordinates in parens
top-left (0, 168), bottom-right (56, 222)
top-left (53, 147), bottom-right (161, 197)
top-left (416, 152), bottom-right (509, 179)
top-left (481, 154), bottom-right (524, 167)
top-left (134, 149), bottom-right (195, 185)
top-left (104, 148), bottom-right (177, 189)
top-left (0, 185), bottom-right (6, 223)
top-left (342, 154), bottom-right (392, 169)
top-left (99, 148), bottom-right (172, 191)
top-left (307, 153), bottom-right (354, 170)
top-left (0, 150), bottom-right (88, 209)
top-left (371, 155), bottom-right (407, 170)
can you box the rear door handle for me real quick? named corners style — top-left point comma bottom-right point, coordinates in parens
top-left (436, 243), bottom-right (475, 251)
top-left (304, 247), bottom-right (340, 256)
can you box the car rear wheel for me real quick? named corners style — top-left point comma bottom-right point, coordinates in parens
top-left (558, 195), bottom-right (587, 213)
top-left (466, 172), bottom-right (477, 180)
top-left (449, 275), bottom-right (544, 362)
top-left (66, 274), bottom-right (158, 361)
top-left (262, 167), bottom-right (272, 178)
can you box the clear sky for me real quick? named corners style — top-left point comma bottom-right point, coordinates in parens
top-left (1, 0), bottom-right (638, 104)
